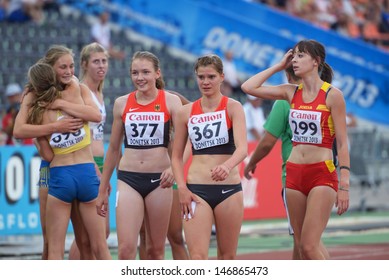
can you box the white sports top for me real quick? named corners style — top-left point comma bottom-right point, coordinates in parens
top-left (89, 90), bottom-right (106, 141)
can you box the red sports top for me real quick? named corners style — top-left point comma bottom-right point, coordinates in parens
top-left (122, 90), bottom-right (170, 149)
top-left (289, 82), bottom-right (335, 149)
top-left (188, 95), bottom-right (235, 155)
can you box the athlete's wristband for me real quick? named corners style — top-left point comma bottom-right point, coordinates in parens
top-left (339, 187), bottom-right (349, 192)
top-left (339, 166), bottom-right (350, 171)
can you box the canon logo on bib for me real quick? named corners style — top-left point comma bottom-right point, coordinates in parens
top-left (190, 112), bottom-right (223, 124)
top-left (127, 113), bottom-right (162, 121)
top-left (290, 111), bottom-right (319, 120)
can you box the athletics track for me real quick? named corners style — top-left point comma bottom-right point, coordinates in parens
top-left (1, 200), bottom-right (388, 260)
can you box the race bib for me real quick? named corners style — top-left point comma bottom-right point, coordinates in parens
top-left (289, 109), bottom-right (322, 144)
top-left (50, 127), bottom-right (87, 148)
top-left (92, 123), bottom-right (104, 141)
top-left (188, 111), bottom-right (229, 150)
top-left (124, 112), bottom-right (165, 146)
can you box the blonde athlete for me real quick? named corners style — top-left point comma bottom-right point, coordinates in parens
top-left (13, 45), bottom-right (98, 259)
top-left (68, 42), bottom-right (111, 259)
top-left (27, 61), bottom-right (110, 260)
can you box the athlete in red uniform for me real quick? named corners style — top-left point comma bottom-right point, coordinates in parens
top-left (171, 54), bottom-right (247, 259)
top-left (96, 51), bottom-right (182, 259)
top-left (287, 82), bottom-right (339, 195)
top-left (242, 40), bottom-right (350, 260)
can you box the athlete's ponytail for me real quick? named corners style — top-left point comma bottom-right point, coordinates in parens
top-left (319, 62), bottom-right (333, 84)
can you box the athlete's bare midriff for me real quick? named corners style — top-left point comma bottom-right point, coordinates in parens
top-left (119, 147), bottom-right (171, 172)
top-left (288, 144), bottom-right (334, 164)
top-left (187, 154), bottom-right (241, 185)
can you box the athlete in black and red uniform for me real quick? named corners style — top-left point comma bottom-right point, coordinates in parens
top-left (171, 54), bottom-right (247, 260)
top-left (96, 51), bottom-right (182, 260)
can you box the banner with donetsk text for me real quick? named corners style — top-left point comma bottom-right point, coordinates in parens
top-left (69, 0), bottom-right (389, 126)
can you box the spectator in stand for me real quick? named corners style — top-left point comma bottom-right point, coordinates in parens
top-left (243, 95), bottom-right (266, 142)
top-left (1, 83), bottom-right (33, 145)
top-left (346, 112), bottom-right (357, 128)
top-left (42, 0), bottom-right (60, 15)
top-left (221, 51), bottom-right (243, 101)
top-left (0, 0), bottom-right (8, 21)
top-left (276, 0), bottom-right (389, 50)
top-left (90, 11), bottom-right (125, 60)
top-left (7, 0), bottom-right (44, 24)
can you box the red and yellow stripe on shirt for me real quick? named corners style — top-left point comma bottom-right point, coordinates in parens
top-left (290, 82), bottom-right (335, 149)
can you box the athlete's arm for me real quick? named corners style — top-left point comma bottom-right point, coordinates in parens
top-left (244, 131), bottom-right (277, 179)
top-left (13, 91), bottom-right (84, 139)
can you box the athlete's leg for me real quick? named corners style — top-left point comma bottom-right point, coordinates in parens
top-left (39, 187), bottom-right (49, 260)
top-left (167, 189), bottom-right (189, 260)
top-left (116, 181), bottom-right (145, 259)
top-left (300, 186), bottom-right (336, 259)
top-left (143, 186), bottom-right (173, 259)
top-left (68, 200), bottom-right (93, 259)
top-left (183, 196), bottom-right (213, 260)
top-left (46, 195), bottom-right (72, 259)
top-left (78, 199), bottom-right (111, 260)
top-left (285, 188), bottom-right (307, 260)
top-left (213, 191), bottom-right (244, 260)
top-left (138, 221), bottom-right (147, 259)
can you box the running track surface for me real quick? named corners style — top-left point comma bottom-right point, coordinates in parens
top-left (232, 243), bottom-right (389, 260)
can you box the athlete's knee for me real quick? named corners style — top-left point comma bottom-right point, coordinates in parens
top-left (118, 243), bottom-right (137, 260)
top-left (146, 245), bottom-right (165, 260)
top-left (167, 231), bottom-right (185, 246)
top-left (91, 241), bottom-right (110, 260)
top-left (218, 253), bottom-right (236, 260)
top-left (300, 242), bottom-right (318, 260)
top-left (77, 237), bottom-right (93, 258)
top-left (189, 252), bottom-right (207, 260)
top-left (48, 247), bottom-right (65, 260)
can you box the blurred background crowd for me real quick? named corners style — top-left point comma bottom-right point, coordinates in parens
top-left (252, 0), bottom-right (389, 51)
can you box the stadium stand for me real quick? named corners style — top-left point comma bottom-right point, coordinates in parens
top-left (347, 126), bottom-right (389, 210)
top-left (258, 0), bottom-right (389, 52)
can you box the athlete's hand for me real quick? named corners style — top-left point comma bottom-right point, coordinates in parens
top-left (96, 185), bottom-right (109, 217)
top-left (335, 179), bottom-right (350, 215)
top-left (55, 117), bottom-right (84, 133)
top-left (179, 187), bottom-right (199, 221)
top-left (336, 190), bottom-right (349, 215)
top-left (244, 162), bottom-right (257, 180)
top-left (277, 49), bottom-right (293, 71)
top-left (47, 98), bottom-right (63, 110)
top-left (211, 163), bottom-right (231, 181)
top-left (159, 167), bottom-right (175, 188)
